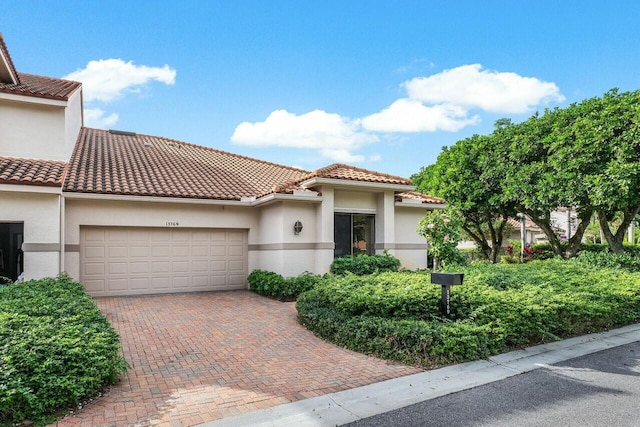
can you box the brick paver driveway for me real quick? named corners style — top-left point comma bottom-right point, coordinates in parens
top-left (54, 291), bottom-right (422, 426)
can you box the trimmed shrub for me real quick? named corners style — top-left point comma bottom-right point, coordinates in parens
top-left (330, 253), bottom-right (401, 276)
top-left (297, 260), bottom-right (640, 367)
top-left (570, 250), bottom-right (640, 272)
top-left (0, 275), bottom-right (128, 425)
top-left (248, 270), bottom-right (321, 301)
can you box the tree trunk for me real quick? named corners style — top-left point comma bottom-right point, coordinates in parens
top-left (565, 209), bottom-right (593, 258)
top-left (517, 206), bottom-right (563, 256)
top-left (462, 224), bottom-right (491, 260)
top-left (597, 207), bottom-right (640, 254)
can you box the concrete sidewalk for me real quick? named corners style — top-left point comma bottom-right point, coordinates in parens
top-left (201, 323), bottom-right (640, 427)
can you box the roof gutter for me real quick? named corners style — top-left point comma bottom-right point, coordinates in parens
top-left (62, 191), bottom-right (255, 206)
top-left (395, 201), bottom-right (447, 209)
top-left (0, 91), bottom-right (69, 107)
top-left (251, 192), bottom-right (323, 206)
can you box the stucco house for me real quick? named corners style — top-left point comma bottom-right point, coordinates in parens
top-left (0, 34), bottom-right (443, 296)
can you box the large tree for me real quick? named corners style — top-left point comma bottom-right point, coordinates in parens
top-left (502, 104), bottom-right (594, 258)
top-left (576, 89), bottom-right (640, 253)
top-left (413, 123), bottom-right (517, 263)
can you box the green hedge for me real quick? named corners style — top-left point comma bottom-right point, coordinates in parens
top-left (0, 275), bottom-right (128, 425)
top-left (330, 253), bottom-right (401, 275)
top-left (297, 260), bottom-right (640, 367)
top-left (248, 270), bottom-right (321, 301)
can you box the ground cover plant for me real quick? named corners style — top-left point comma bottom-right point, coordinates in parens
top-left (0, 275), bottom-right (128, 426)
top-left (296, 259), bottom-right (640, 367)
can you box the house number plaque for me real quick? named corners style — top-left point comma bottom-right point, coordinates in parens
top-left (165, 221), bottom-right (180, 227)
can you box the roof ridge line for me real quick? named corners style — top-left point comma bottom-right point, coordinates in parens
top-left (83, 127), bottom-right (312, 174)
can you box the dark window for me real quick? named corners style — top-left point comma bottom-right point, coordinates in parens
top-left (334, 214), bottom-right (375, 258)
top-left (0, 222), bottom-right (24, 283)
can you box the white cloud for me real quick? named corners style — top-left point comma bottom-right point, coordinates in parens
top-left (404, 64), bottom-right (565, 114)
top-left (84, 108), bottom-right (119, 128)
top-left (361, 99), bottom-right (480, 133)
top-left (64, 59), bottom-right (176, 103)
top-left (231, 109), bottom-right (377, 162)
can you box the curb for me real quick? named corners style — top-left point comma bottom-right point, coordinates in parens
top-left (199, 323), bottom-right (640, 427)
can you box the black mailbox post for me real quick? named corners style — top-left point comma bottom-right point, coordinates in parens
top-left (430, 273), bottom-right (464, 317)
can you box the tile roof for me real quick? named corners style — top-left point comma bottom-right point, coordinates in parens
top-left (64, 128), bottom-right (312, 200)
top-left (0, 34), bottom-right (81, 101)
top-left (0, 33), bottom-right (20, 85)
top-left (395, 191), bottom-right (446, 205)
top-left (297, 163), bottom-right (413, 186)
top-left (0, 72), bottom-right (81, 101)
top-left (0, 156), bottom-right (67, 187)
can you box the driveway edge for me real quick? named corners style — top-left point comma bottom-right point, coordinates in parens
top-left (199, 323), bottom-right (640, 427)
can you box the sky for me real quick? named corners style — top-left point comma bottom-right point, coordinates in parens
top-left (3, 1), bottom-right (640, 178)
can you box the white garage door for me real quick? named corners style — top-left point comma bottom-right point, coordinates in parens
top-left (81, 227), bottom-right (248, 296)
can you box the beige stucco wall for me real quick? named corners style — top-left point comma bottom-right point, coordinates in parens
top-left (0, 187), bottom-right (62, 280)
top-left (0, 99), bottom-right (68, 161)
top-left (334, 190), bottom-right (377, 211)
top-left (64, 198), bottom-right (259, 280)
top-left (394, 206), bottom-right (429, 270)
top-left (253, 200), bottom-right (322, 277)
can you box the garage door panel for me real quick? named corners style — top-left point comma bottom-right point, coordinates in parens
top-left (191, 245), bottom-right (209, 257)
top-left (228, 260), bottom-right (245, 272)
top-left (211, 260), bottom-right (226, 272)
top-left (84, 262), bottom-right (105, 275)
top-left (228, 245), bottom-right (244, 256)
top-left (108, 278), bottom-right (128, 291)
top-left (81, 227), bottom-right (247, 296)
top-left (107, 229), bottom-right (128, 241)
top-left (172, 245), bottom-right (189, 257)
top-left (151, 261), bottom-right (170, 273)
top-left (130, 246), bottom-right (150, 257)
top-left (108, 246), bottom-right (128, 258)
top-left (84, 246), bottom-right (105, 258)
top-left (191, 260), bottom-right (209, 272)
top-left (210, 245), bottom-right (226, 257)
top-left (108, 262), bottom-right (128, 274)
top-left (151, 246), bottom-right (171, 257)
top-left (130, 261), bottom-right (149, 274)
top-left (84, 279), bottom-right (105, 293)
top-left (130, 277), bottom-right (150, 290)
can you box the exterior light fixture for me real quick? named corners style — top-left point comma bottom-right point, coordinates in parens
top-left (293, 220), bottom-right (303, 235)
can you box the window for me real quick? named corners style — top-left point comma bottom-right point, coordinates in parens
top-left (334, 214), bottom-right (375, 258)
top-left (0, 222), bottom-right (24, 283)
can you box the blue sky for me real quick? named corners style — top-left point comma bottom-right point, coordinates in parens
top-left (3, 1), bottom-right (640, 178)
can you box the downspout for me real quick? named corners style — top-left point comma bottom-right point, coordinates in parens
top-left (59, 193), bottom-right (65, 274)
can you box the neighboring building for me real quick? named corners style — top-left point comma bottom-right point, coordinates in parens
top-left (0, 34), bottom-right (443, 295)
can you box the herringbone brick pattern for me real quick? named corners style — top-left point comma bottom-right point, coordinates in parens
top-left (52, 291), bottom-right (422, 427)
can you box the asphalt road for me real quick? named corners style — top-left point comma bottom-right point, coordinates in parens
top-left (344, 341), bottom-right (640, 427)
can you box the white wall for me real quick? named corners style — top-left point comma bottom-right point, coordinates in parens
top-left (64, 91), bottom-right (83, 160)
top-left (0, 189), bottom-right (61, 279)
top-left (0, 99), bottom-right (67, 160)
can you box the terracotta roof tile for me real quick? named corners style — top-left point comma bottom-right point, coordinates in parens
top-left (296, 163), bottom-right (413, 186)
top-left (64, 128), bottom-right (312, 200)
top-left (395, 191), bottom-right (445, 205)
top-left (0, 156), bottom-right (67, 187)
top-left (0, 33), bottom-right (20, 85)
top-left (0, 72), bottom-right (81, 101)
